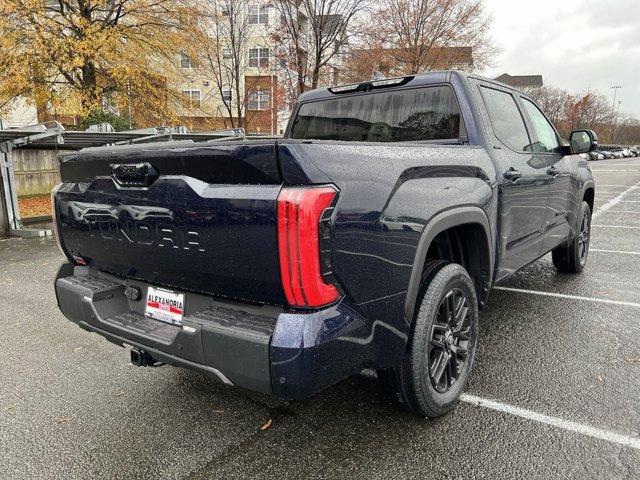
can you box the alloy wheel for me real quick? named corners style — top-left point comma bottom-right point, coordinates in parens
top-left (428, 288), bottom-right (472, 394)
top-left (578, 209), bottom-right (591, 264)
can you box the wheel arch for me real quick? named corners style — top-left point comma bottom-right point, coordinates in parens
top-left (404, 207), bottom-right (493, 323)
top-left (582, 182), bottom-right (595, 213)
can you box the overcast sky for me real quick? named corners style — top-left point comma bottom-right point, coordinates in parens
top-left (482, 0), bottom-right (640, 117)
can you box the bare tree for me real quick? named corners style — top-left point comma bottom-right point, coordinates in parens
top-left (346, 0), bottom-right (497, 78)
top-left (615, 117), bottom-right (640, 145)
top-left (565, 91), bottom-right (613, 135)
top-left (517, 83), bottom-right (638, 145)
top-left (525, 85), bottom-right (571, 130)
top-left (200, 1), bottom-right (248, 128)
top-left (270, 0), bottom-right (367, 103)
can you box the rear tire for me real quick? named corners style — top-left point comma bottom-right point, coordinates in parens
top-left (552, 201), bottom-right (592, 273)
top-left (378, 262), bottom-right (478, 417)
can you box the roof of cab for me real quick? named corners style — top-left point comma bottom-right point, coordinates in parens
top-left (297, 70), bottom-right (521, 103)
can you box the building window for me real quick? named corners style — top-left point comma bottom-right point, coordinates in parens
top-left (180, 51), bottom-right (194, 69)
top-left (182, 89), bottom-right (201, 108)
top-left (248, 48), bottom-right (269, 68)
top-left (222, 47), bottom-right (232, 59)
top-left (248, 90), bottom-right (270, 110)
top-left (248, 4), bottom-right (269, 24)
top-left (222, 89), bottom-right (232, 106)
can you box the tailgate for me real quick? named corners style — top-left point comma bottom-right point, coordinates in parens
top-left (54, 142), bottom-right (287, 306)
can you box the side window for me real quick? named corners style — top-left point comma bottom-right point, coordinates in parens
top-left (521, 98), bottom-right (561, 153)
top-left (480, 87), bottom-right (531, 152)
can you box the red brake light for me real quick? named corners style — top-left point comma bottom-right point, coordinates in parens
top-left (277, 186), bottom-right (340, 308)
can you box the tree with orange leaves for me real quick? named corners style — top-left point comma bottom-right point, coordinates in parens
top-left (0, 0), bottom-right (205, 125)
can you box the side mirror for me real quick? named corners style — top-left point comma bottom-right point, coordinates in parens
top-left (569, 129), bottom-right (598, 154)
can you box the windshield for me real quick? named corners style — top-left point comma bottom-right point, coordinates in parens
top-left (290, 85), bottom-right (464, 143)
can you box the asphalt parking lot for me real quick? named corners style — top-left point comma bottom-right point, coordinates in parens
top-left (2, 157), bottom-right (640, 480)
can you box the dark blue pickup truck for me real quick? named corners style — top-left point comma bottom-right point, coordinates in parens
top-left (53, 71), bottom-right (596, 417)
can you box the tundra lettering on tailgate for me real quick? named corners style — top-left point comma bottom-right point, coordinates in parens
top-left (90, 219), bottom-right (206, 252)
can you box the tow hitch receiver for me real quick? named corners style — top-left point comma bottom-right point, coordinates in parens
top-left (130, 347), bottom-right (162, 367)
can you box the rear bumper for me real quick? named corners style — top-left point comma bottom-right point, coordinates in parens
top-left (54, 263), bottom-right (398, 400)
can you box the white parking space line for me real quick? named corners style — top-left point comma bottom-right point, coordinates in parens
top-left (599, 192), bottom-right (640, 196)
top-left (492, 286), bottom-right (640, 309)
top-left (591, 248), bottom-right (640, 256)
top-left (594, 163), bottom-right (640, 166)
top-left (597, 185), bottom-right (640, 188)
top-left (592, 225), bottom-right (640, 229)
top-left (602, 210), bottom-right (640, 214)
top-left (591, 169), bottom-right (640, 172)
top-left (593, 181), bottom-right (640, 219)
top-left (461, 395), bottom-right (640, 451)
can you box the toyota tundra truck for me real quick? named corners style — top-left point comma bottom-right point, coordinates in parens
top-left (52, 71), bottom-right (596, 417)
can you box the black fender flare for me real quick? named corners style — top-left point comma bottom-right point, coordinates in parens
top-left (578, 179), bottom-right (596, 227)
top-left (403, 206), bottom-right (493, 322)
top-left (581, 180), bottom-right (595, 203)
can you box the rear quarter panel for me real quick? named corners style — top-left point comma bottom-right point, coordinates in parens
top-left (278, 141), bottom-right (497, 364)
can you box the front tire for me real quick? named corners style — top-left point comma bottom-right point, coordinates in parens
top-left (552, 200), bottom-right (592, 273)
top-left (378, 262), bottom-right (478, 417)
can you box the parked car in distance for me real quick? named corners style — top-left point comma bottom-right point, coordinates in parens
top-left (52, 71), bottom-right (597, 417)
top-left (594, 150), bottom-right (613, 159)
top-left (630, 147), bottom-right (639, 157)
top-left (588, 151), bottom-right (604, 161)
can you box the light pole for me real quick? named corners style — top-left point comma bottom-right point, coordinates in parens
top-left (611, 85), bottom-right (622, 115)
top-left (612, 101), bottom-right (623, 144)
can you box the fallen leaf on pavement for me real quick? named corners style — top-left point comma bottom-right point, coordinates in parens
top-left (55, 416), bottom-right (72, 424)
top-left (18, 195), bottom-right (52, 218)
top-left (260, 419), bottom-right (273, 431)
top-left (212, 408), bottom-right (225, 414)
top-left (73, 347), bottom-right (83, 353)
top-left (113, 391), bottom-right (126, 397)
top-left (597, 374), bottom-right (604, 383)
top-left (625, 357), bottom-right (640, 364)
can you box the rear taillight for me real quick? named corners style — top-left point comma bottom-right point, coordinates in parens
top-left (277, 186), bottom-right (340, 308)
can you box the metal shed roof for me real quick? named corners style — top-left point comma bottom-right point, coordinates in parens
top-left (0, 123), bottom-right (245, 151)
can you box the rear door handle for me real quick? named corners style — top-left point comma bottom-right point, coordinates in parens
top-left (547, 166), bottom-right (559, 177)
top-left (503, 168), bottom-right (522, 182)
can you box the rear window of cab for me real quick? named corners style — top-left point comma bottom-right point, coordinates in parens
top-left (290, 86), bottom-right (465, 143)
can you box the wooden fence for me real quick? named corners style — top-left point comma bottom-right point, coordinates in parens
top-left (12, 149), bottom-right (70, 197)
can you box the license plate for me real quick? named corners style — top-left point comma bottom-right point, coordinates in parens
top-left (145, 287), bottom-right (185, 326)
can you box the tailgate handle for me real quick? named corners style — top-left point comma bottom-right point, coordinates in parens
top-left (110, 162), bottom-right (159, 187)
